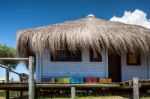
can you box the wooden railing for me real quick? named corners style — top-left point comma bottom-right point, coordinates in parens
top-left (0, 56), bottom-right (34, 99)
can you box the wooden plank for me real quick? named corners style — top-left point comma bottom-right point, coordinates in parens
top-left (3, 80), bottom-right (150, 91)
top-left (36, 83), bottom-right (120, 88)
top-left (0, 58), bottom-right (28, 61)
top-left (0, 83), bottom-right (120, 89)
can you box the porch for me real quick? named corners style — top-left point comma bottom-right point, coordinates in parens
top-left (0, 79), bottom-right (150, 99)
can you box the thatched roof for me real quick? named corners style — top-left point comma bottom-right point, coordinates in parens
top-left (16, 14), bottom-right (150, 57)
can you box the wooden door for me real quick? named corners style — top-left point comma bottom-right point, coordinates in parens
top-left (108, 53), bottom-right (121, 82)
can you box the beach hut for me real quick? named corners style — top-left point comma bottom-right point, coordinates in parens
top-left (16, 14), bottom-right (150, 82)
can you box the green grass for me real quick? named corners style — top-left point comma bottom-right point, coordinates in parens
top-left (0, 90), bottom-right (20, 99)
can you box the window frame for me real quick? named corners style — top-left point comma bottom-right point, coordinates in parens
top-left (90, 49), bottom-right (102, 62)
top-left (127, 52), bottom-right (141, 66)
top-left (51, 49), bottom-right (82, 62)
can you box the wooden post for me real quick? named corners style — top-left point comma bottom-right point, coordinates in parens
top-left (19, 75), bottom-right (23, 97)
top-left (133, 77), bottom-right (139, 99)
top-left (29, 56), bottom-right (35, 99)
top-left (35, 88), bottom-right (40, 99)
top-left (5, 68), bottom-right (9, 99)
top-left (71, 87), bottom-right (76, 99)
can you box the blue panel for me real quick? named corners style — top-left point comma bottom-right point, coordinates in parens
top-left (70, 77), bottom-right (84, 84)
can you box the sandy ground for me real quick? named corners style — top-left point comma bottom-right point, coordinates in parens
top-left (39, 96), bottom-right (128, 99)
top-left (0, 96), bottom-right (149, 99)
top-left (38, 96), bottom-right (150, 99)
top-left (0, 97), bottom-right (4, 99)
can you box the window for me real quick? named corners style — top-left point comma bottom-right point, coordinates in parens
top-left (127, 52), bottom-right (141, 65)
top-left (90, 49), bottom-right (102, 62)
top-left (51, 50), bottom-right (81, 61)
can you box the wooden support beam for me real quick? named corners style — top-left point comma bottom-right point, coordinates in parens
top-left (19, 75), bottom-right (23, 97)
top-left (0, 64), bottom-right (23, 75)
top-left (29, 56), bottom-right (35, 99)
top-left (6, 68), bottom-right (9, 99)
top-left (71, 87), bottom-right (76, 99)
top-left (35, 88), bottom-right (40, 99)
top-left (133, 77), bottom-right (139, 99)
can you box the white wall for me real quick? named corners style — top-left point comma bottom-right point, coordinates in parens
top-left (37, 48), bottom-right (107, 82)
top-left (121, 53), bottom-right (149, 81)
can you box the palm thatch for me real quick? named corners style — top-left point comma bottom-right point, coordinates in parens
top-left (16, 14), bottom-right (150, 58)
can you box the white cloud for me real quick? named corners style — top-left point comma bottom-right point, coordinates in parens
top-left (110, 9), bottom-right (150, 29)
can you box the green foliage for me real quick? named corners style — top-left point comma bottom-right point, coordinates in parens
top-left (0, 44), bottom-right (18, 69)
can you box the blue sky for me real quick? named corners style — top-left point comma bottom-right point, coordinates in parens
top-left (0, 0), bottom-right (150, 80)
